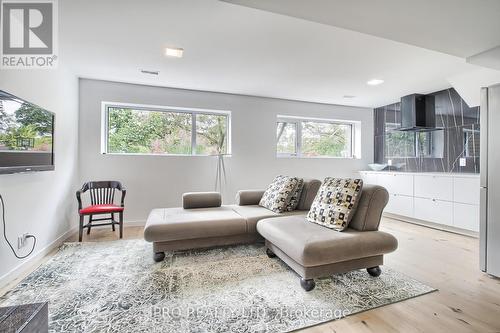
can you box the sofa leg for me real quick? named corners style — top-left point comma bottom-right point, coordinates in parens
top-left (266, 248), bottom-right (277, 258)
top-left (367, 266), bottom-right (382, 277)
top-left (300, 278), bottom-right (316, 291)
top-left (153, 252), bottom-right (165, 262)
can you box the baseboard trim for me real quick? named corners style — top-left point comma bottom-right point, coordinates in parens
top-left (124, 220), bottom-right (146, 227)
top-left (0, 226), bottom-right (78, 293)
top-left (384, 213), bottom-right (479, 238)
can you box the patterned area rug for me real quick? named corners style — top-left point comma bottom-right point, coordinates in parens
top-left (0, 240), bottom-right (436, 332)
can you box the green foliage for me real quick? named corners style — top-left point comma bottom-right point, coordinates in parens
top-left (0, 106), bottom-right (14, 132)
top-left (1, 124), bottom-right (37, 149)
top-left (276, 122), bottom-right (296, 155)
top-left (14, 103), bottom-right (53, 135)
top-left (301, 122), bottom-right (350, 157)
top-left (0, 102), bottom-right (53, 151)
top-left (107, 108), bottom-right (228, 155)
top-left (385, 131), bottom-right (415, 157)
top-left (196, 114), bottom-right (227, 155)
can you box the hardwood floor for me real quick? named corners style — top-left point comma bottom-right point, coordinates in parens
top-left (308, 218), bottom-right (500, 333)
top-left (4, 218), bottom-right (500, 332)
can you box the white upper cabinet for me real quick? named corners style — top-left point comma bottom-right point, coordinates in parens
top-left (453, 176), bottom-right (480, 205)
top-left (414, 174), bottom-right (453, 201)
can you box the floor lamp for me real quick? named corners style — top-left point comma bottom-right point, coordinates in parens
top-left (215, 154), bottom-right (228, 197)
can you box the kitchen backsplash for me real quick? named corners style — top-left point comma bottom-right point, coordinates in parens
top-left (374, 88), bottom-right (480, 173)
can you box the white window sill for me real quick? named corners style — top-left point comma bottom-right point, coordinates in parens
top-left (102, 152), bottom-right (232, 157)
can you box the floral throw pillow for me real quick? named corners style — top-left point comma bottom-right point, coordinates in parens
top-left (307, 178), bottom-right (363, 231)
top-left (286, 178), bottom-right (304, 211)
top-left (259, 175), bottom-right (300, 213)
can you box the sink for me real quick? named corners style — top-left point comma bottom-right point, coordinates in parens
top-left (368, 163), bottom-right (388, 171)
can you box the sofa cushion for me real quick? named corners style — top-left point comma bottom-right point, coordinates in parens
top-left (285, 178), bottom-right (304, 211)
top-left (230, 205), bottom-right (306, 233)
top-left (144, 207), bottom-right (247, 242)
top-left (349, 185), bottom-right (389, 231)
top-left (307, 178), bottom-right (363, 231)
top-left (296, 178), bottom-right (322, 211)
top-left (183, 192), bottom-right (221, 209)
top-left (256, 216), bottom-right (398, 267)
top-left (235, 190), bottom-right (265, 206)
top-left (259, 175), bottom-right (300, 213)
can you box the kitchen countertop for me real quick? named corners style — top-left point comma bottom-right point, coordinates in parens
top-left (359, 170), bottom-right (480, 178)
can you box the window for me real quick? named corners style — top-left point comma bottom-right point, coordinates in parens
top-left (276, 122), bottom-right (297, 155)
top-left (463, 126), bottom-right (480, 158)
top-left (103, 104), bottom-right (230, 156)
top-left (384, 122), bottom-right (444, 159)
top-left (276, 116), bottom-right (356, 158)
top-left (385, 122), bottom-right (416, 158)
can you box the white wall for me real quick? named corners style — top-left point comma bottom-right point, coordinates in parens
top-left (0, 69), bottom-right (79, 286)
top-left (79, 79), bottom-right (373, 223)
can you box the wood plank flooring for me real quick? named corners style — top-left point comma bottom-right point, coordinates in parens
top-left (5, 218), bottom-right (500, 332)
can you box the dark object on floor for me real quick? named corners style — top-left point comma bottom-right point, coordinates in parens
top-left (367, 266), bottom-right (382, 277)
top-left (266, 248), bottom-right (276, 258)
top-left (0, 302), bottom-right (48, 333)
top-left (153, 251), bottom-right (165, 262)
top-left (300, 278), bottom-right (316, 291)
top-left (76, 181), bottom-right (126, 242)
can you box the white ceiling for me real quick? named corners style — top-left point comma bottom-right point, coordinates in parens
top-left (222, 0), bottom-right (500, 58)
top-left (59, 0), bottom-right (496, 108)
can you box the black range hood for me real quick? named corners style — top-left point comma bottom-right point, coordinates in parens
top-left (397, 93), bottom-right (437, 131)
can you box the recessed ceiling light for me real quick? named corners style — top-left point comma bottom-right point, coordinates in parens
top-left (140, 69), bottom-right (159, 75)
top-left (367, 79), bottom-right (384, 86)
top-left (165, 47), bottom-right (184, 58)
top-left (343, 95), bottom-right (356, 99)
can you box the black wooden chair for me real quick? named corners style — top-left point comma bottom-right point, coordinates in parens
top-left (76, 181), bottom-right (126, 242)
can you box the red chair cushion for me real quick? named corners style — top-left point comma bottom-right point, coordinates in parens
top-left (79, 204), bottom-right (124, 215)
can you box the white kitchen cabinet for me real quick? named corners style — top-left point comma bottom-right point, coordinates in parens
top-left (453, 203), bottom-right (480, 232)
top-left (414, 174), bottom-right (453, 201)
top-left (377, 173), bottom-right (413, 196)
top-left (453, 177), bottom-right (480, 205)
top-left (414, 197), bottom-right (454, 226)
top-left (359, 171), bottom-right (480, 233)
top-left (385, 194), bottom-right (414, 217)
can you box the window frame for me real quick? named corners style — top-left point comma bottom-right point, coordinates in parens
top-left (276, 115), bottom-right (358, 159)
top-left (101, 102), bottom-right (231, 156)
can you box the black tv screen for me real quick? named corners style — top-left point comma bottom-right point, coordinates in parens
top-left (0, 90), bottom-right (55, 174)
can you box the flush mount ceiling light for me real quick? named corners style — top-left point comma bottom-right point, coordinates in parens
top-left (343, 95), bottom-right (356, 99)
top-left (367, 79), bottom-right (384, 86)
top-left (165, 47), bottom-right (184, 58)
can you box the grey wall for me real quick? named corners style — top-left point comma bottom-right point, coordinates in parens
top-left (79, 79), bottom-right (373, 223)
top-left (374, 88), bottom-right (480, 173)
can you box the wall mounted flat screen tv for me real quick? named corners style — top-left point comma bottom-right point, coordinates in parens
top-left (0, 90), bottom-right (55, 174)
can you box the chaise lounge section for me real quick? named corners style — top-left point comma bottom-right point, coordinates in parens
top-left (144, 179), bottom-right (321, 261)
top-left (144, 180), bottom-right (398, 291)
top-left (257, 185), bottom-right (398, 291)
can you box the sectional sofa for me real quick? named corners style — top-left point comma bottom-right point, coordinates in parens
top-left (144, 179), bottom-right (398, 291)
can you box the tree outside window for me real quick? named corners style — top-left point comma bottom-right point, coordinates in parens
top-left (106, 106), bottom-right (230, 156)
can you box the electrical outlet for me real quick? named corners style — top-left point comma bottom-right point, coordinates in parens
top-left (17, 233), bottom-right (28, 249)
top-left (387, 159), bottom-right (393, 166)
top-left (459, 158), bottom-right (466, 167)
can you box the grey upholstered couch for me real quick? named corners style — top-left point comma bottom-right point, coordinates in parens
top-left (144, 179), bottom-right (398, 291)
